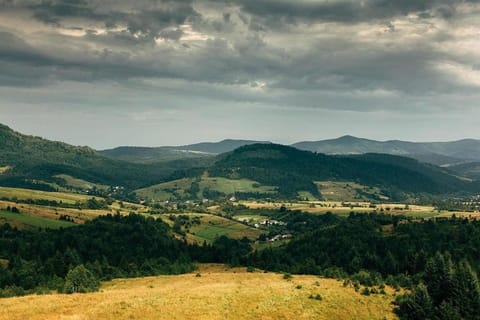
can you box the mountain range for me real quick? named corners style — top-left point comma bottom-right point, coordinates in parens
top-left (100, 135), bottom-right (480, 166)
top-left (1, 123), bottom-right (479, 200)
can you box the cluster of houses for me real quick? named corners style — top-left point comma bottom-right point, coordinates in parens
top-left (267, 233), bottom-right (293, 242)
top-left (253, 219), bottom-right (286, 229)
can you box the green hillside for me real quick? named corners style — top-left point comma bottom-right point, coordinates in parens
top-left (448, 162), bottom-right (480, 180)
top-left (0, 124), bottom-right (205, 192)
top-left (209, 144), bottom-right (478, 200)
top-left (136, 176), bottom-right (276, 201)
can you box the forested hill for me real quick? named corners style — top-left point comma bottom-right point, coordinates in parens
top-left (0, 124), bottom-right (204, 191)
top-left (209, 143), bottom-right (478, 198)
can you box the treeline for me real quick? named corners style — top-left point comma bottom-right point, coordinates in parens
top-left (2, 210), bottom-right (480, 320)
top-left (249, 213), bottom-right (480, 282)
top-left (396, 252), bottom-right (480, 319)
top-left (0, 214), bottom-right (250, 297)
top-left (0, 196), bottom-right (110, 210)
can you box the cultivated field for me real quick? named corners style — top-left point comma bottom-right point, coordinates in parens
top-left (0, 186), bottom-right (99, 204)
top-left (0, 200), bottom-right (109, 226)
top-left (161, 213), bottom-right (264, 244)
top-left (0, 264), bottom-right (398, 320)
top-left (0, 166), bottom-right (10, 174)
top-left (0, 186), bottom-right (149, 228)
top-left (136, 176), bottom-right (276, 201)
top-left (238, 200), bottom-right (479, 219)
top-left (316, 181), bottom-right (388, 202)
top-left (0, 209), bottom-right (75, 229)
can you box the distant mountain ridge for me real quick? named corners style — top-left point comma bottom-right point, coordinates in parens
top-left (100, 139), bottom-right (270, 163)
top-left (292, 136), bottom-right (480, 165)
top-left (101, 135), bottom-right (480, 166)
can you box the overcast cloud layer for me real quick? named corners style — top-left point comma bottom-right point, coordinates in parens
top-left (0, 0), bottom-right (479, 148)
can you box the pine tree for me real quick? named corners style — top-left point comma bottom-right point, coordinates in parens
top-left (451, 260), bottom-right (480, 319)
top-left (404, 283), bottom-right (433, 320)
top-left (423, 252), bottom-right (454, 305)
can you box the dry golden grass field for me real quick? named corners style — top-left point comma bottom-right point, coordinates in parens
top-left (238, 200), bottom-right (480, 219)
top-left (0, 264), bottom-right (398, 320)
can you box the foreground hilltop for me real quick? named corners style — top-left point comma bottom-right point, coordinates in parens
top-left (0, 264), bottom-right (396, 320)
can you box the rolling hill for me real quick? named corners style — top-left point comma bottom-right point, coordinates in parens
top-left (0, 124), bottom-right (205, 191)
top-left (208, 144), bottom-right (479, 199)
top-left (101, 135), bottom-right (480, 174)
top-left (2, 123), bottom-right (479, 201)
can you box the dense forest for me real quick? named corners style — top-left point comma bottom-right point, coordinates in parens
top-left (0, 213), bottom-right (251, 296)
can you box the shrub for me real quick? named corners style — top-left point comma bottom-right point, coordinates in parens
top-left (63, 265), bottom-right (100, 294)
top-left (353, 281), bottom-right (360, 292)
top-left (361, 287), bottom-right (371, 296)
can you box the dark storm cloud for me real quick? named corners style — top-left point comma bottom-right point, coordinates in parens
top-left (227, 0), bottom-right (479, 23)
top-left (0, 0), bottom-right (479, 109)
top-left (2, 0), bottom-right (199, 40)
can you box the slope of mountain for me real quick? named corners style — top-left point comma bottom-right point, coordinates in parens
top-left (2, 123), bottom-right (479, 200)
top-left (448, 162), bottom-right (480, 180)
top-left (101, 136), bottom-right (480, 169)
top-left (209, 143), bottom-right (477, 199)
top-left (0, 124), bottom-right (205, 191)
top-left (99, 146), bottom-right (214, 163)
top-left (176, 139), bottom-right (271, 154)
top-left (292, 136), bottom-right (480, 165)
top-left (100, 139), bottom-right (269, 163)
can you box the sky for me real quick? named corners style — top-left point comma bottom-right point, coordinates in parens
top-left (0, 0), bottom-right (479, 149)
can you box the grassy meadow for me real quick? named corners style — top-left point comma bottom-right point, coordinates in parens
top-left (315, 181), bottom-right (387, 202)
top-left (237, 200), bottom-right (479, 219)
top-left (0, 209), bottom-right (75, 229)
top-left (0, 186), bottom-right (149, 228)
top-left (54, 174), bottom-right (110, 191)
top-left (0, 200), bottom-right (110, 226)
top-left (0, 264), bottom-right (398, 320)
top-left (0, 186), bottom-right (98, 204)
